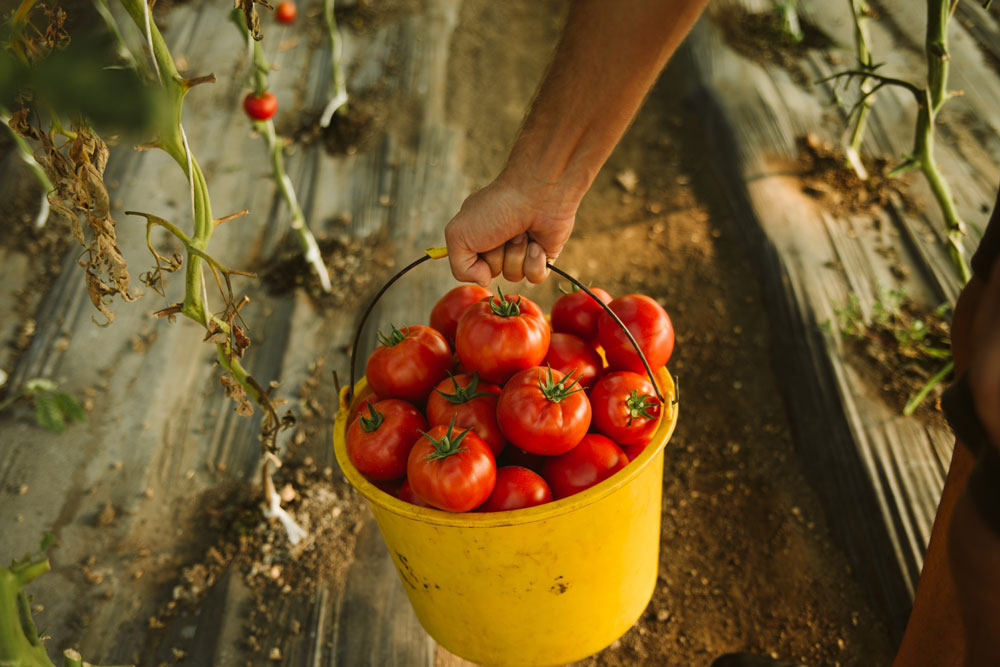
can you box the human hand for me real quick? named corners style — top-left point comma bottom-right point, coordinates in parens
top-left (444, 175), bottom-right (577, 286)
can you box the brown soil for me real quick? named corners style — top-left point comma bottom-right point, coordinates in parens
top-left (710, 3), bottom-right (836, 86)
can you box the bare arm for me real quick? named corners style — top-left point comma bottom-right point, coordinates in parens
top-left (445, 0), bottom-right (710, 285)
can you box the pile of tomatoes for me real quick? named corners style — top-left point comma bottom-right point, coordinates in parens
top-left (345, 284), bottom-right (675, 513)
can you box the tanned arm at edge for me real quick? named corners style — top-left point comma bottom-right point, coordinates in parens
top-left (444, 0), bottom-right (710, 286)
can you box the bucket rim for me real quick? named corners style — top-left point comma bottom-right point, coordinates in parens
top-left (333, 368), bottom-right (678, 528)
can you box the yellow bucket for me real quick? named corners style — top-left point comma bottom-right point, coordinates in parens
top-left (333, 370), bottom-right (678, 666)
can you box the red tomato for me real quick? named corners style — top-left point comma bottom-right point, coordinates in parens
top-left (407, 419), bottom-right (497, 512)
top-left (346, 399), bottom-right (426, 481)
top-left (455, 290), bottom-right (550, 384)
top-left (477, 466), bottom-right (552, 512)
top-left (500, 446), bottom-right (547, 472)
top-left (589, 370), bottom-right (662, 445)
top-left (365, 324), bottom-right (452, 404)
top-left (597, 294), bottom-right (674, 374)
top-left (430, 285), bottom-right (493, 346)
top-left (551, 286), bottom-right (612, 342)
top-left (274, 0), bottom-right (297, 23)
top-left (397, 479), bottom-right (430, 507)
top-left (243, 91), bottom-right (278, 121)
top-left (620, 440), bottom-right (650, 462)
top-left (543, 332), bottom-right (604, 390)
top-left (425, 373), bottom-right (505, 457)
top-left (542, 433), bottom-right (629, 500)
top-left (496, 366), bottom-right (591, 456)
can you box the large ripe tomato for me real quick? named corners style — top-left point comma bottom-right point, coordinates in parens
top-left (407, 418), bottom-right (497, 512)
top-left (620, 440), bottom-right (651, 462)
top-left (597, 294), bottom-right (674, 374)
top-left (551, 285), bottom-right (612, 342)
top-left (455, 289), bottom-right (550, 385)
top-left (346, 399), bottom-right (427, 481)
top-left (543, 332), bottom-right (604, 390)
top-left (589, 370), bottom-right (662, 445)
top-left (542, 433), bottom-right (629, 500)
top-left (429, 285), bottom-right (493, 346)
top-left (477, 466), bottom-right (552, 512)
top-left (243, 91), bottom-right (278, 121)
top-left (496, 366), bottom-right (591, 456)
top-left (425, 373), bottom-right (505, 457)
top-left (365, 324), bottom-right (452, 404)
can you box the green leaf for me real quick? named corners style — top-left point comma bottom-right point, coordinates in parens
top-left (53, 392), bottom-right (87, 424)
top-left (39, 532), bottom-right (55, 553)
top-left (34, 394), bottom-right (66, 434)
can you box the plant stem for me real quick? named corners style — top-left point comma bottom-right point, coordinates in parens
top-left (912, 0), bottom-right (970, 283)
top-left (231, 10), bottom-right (332, 292)
top-left (904, 358), bottom-right (954, 415)
top-left (260, 120), bottom-right (332, 292)
top-left (1, 108), bottom-right (53, 228)
top-left (320, 0), bottom-right (348, 126)
top-left (845, 0), bottom-right (874, 179)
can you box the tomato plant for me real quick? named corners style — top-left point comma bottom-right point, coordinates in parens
top-left (589, 370), bottom-right (662, 445)
top-left (542, 433), bottom-right (629, 500)
top-left (496, 366), bottom-right (591, 455)
top-left (274, 0), bottom-right (297, 23)
top-left (407, 417), bottom-right (497, 512)
top-left (455, 289), bottom-right (550, 384)
top-left (543, 332), bottom-right (604, 390)
top-left (243, 91), bottom-right (278, 121)
top-left (425, 373), bottom-right (505, 456)
top-left (597, 294), bottom-right (674, 374)
top-left (429, 285), bottom-right (493, 346)
top-left (551, 285), bottom-right (612, 342)
top-left (346, 399), bottom-right (427, 481)
top-left (478, 466), bottom-right (552, 512)
top-left (365, 324), bottom-right (452, 404)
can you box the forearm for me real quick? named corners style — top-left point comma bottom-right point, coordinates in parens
top-left (503, 0), bottom-right (710, 211)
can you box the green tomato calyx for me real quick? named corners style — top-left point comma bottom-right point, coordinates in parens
top-left (489, 285), bottom-right (522, 317)
top-left (359, 401), bottom-right (384, 432)
top-left (537, 365), bottom-right (583, 403)
top-left (625, 390), bottom-right (659, 426)
top-left (420, 414), bottom-right (472, 460)
top-left (434, 372), bottom-right (495, 405)
top-left (377, 324), bottom-right (408, 347)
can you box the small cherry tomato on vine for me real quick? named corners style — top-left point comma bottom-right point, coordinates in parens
top-left (425, 373), bottom-right (505, 457)
top-left (407, 416), bottom-right (497, 512)
top-left (243, 91), bottom-right (278, 121)
top-left (365, 324), bottom-right (452, 404)
top-left (346, 399), bottom-right (427, 481)
top-left (597, 294), bottom-right (674, 374)
top-left (477, 466), bottom-right (552, 512)
top-left (274, 0), bottom-right (297, 23)
top-left (551, 285), bottom-right (612, 342)
top-left (543, 332), bottom-right (604, 390)
top-left (589, 370), bottom-right (662, 445)
top-left (455, 287), bottom-right (550, 385)
top-left (496, 365), bottom-right (592, 456)
top-left (542, 433), bottom-right (629, 500)
top-left (429, 284), bottom-right (493, 347)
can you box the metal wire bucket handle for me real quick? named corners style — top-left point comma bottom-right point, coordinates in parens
top-left (343, 247), bottom-right (673, 406)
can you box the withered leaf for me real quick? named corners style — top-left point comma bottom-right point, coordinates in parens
top-left (220, 374), bottom-right (254, 417)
